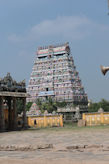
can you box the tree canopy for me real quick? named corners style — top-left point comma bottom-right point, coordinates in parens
top-left (36, 98), bottom-right (57, 113)
top-left (88, 99), bottom-right (109, 112)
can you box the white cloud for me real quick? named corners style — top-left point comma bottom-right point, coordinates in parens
top-left (8, 15), bottom-right (109, 43)
top-left (8, 34), bottom-right (24, 43)
top-left (29, 16), bottom-right (91, 40)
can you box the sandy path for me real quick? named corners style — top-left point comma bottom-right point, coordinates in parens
top-left (0, 127), bottom-right (109, 164)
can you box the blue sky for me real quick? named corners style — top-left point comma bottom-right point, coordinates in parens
top-left (0, 0), bottom-right (109, 102)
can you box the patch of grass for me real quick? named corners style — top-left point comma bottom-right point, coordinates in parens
top-left (22, 122), bottom-right (109, 133)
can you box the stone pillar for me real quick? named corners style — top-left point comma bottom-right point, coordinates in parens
top-left (22, 98), bottom-right (27, 129)
top-left (13, 97), bottom-right (17, 130)
top-left (0, 96), bottom-right (5, 131)
top-left (8, 97), bottom-right (12, 130)
top-left (64, 114), bottom-right (66, 122)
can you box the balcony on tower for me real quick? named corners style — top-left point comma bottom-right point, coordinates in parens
top-left (38, 91), bottom-right (55, 97)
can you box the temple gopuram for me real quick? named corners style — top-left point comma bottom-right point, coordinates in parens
top-left (0, 73), bottom-right (27, 132)
top-left (27, 42), bottom-right (88, 106)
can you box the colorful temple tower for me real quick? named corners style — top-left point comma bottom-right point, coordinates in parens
top-left (27, 42), bottom-right (88, 105)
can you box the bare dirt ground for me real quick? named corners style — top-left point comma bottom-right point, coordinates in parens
top-left (0, 125), bottom-right (109, 164)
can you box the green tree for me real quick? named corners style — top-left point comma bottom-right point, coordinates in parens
top-left (88, 99), bottom-right (109, 112)
top-left (55, 101), bottom-right (67, 108)
top-left (99, 99), bottom-right (109, 112)
top-left (36, 98), bottom-right (57, 113)
top-left (36, 98), bottom-right (42, 110)
top-left (16, 99), bottom-right (23, 114)
top-left (26, 102), bottom-right (33, 111)
top-left (88, 102), bottom-right (100, 112)
top-left (16, 100), bottom-right (33, 114)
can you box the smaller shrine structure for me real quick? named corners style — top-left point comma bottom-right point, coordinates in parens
top-left (0, 73), bottom-right (27, 132)
top-left (26, 103), bottom-right (41, 116)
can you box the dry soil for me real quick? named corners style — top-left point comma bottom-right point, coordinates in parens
top-left (0, 126), bottom-right (109, 164)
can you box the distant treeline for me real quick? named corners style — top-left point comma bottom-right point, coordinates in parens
top-left (88, 99), bottom-right (109, 112)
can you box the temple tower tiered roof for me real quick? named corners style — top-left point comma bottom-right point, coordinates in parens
top-left (27, 42), bottom-right (88, 105)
